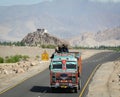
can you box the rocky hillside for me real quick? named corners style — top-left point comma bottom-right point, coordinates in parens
top-left (70, 27), bottom-right (120, 47)
top-left (21, 29), bottom-right (63, 46)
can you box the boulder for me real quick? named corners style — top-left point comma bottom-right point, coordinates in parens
top-left (30, 61), bottom-right (38, 66)
top-left (3, 69), bottom-right (9, 74)
top-left (15, 68), bottom-right (25, 73)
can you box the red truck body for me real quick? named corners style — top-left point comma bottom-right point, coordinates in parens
top-left (49, 52), bottom-right (82, 92)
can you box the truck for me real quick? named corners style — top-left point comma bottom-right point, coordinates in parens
top-left (49, 52), bottom-right (82, 93)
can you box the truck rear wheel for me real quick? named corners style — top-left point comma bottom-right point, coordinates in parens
top-left (78, 75), bottom-right (82, 90)
top-left (74, 87), bottom-right (78, 93)
top-left (78, 80), bottom-right (81, 90)
top-left (51, 87), bottom-right (55, 92)
top-left (71, 87), bottom-right (78, 93)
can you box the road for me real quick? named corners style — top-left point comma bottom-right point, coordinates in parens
top-left (0, 51), bottom-right (120, 97)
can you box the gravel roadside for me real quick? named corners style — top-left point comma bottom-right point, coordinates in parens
top-left (87, 59), bottom-right (120, 97)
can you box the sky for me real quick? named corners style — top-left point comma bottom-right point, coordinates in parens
top-left (90, 0), bottom-right (120, 3)
top-left (0, 0), bottom-right (120, 6)
top-left (0, 0), bottom-right (52, 6)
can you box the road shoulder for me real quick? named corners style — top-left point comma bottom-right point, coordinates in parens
top-left (87, 58), bottom-right (120, 97)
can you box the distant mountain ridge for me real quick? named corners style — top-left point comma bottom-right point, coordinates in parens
top-left (21, 29), bottom-right (63, 46)
top-left (70, 27), bottom-right (120, 47)
top-left (0, 0), bottom-right (120, 41)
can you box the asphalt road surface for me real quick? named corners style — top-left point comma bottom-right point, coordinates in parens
top-left (0, 51), bottom-right (120, 97)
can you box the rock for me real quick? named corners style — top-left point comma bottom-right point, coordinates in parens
top-left (70, 27), bottom-right (120, 47)
top-left (21, 29), bottom-right (63, 46)
top-left (0, 69), bottom-right (2, 74)
top-left (112, 80), bottom-right (115, 82)
top-left (3, 69), bottom-right (9, 74)
top-left (17, 62), bottom-right (21, 65)
top-left (22, 64), bottom-right (27, 67)
top-left (30, 62), bottom-right (37, 66)
top-left (15, 68), bottom-right (25, 73)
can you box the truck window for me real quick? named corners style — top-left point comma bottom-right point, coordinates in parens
top-left (66, 64), bottom-right (76, 69)
top-left (53, 64), bottom-right (62, 69)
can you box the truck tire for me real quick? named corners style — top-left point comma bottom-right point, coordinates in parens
top-left (78, 75), bottom-right (82, 90)
top-left (71, 88), bottom-right (77, 93)
top-left (51, 87), bottom-right (55, 92)
top-left (78, 83), bottom-right (80, 90)
top-left (74, 87), bottom-right (78, 93)
top-left (80, 79), bottom-right (82, 89)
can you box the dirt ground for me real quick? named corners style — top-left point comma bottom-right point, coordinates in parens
top-left (0, 46), bottom-right (119, 97)
top-left (87, 58), bottom-right (120, 97)
top-left (0, 46), bottom-right (54, 58)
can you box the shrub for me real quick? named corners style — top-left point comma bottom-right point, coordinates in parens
top-left (0, 57), bottom-right (4, 63)
top-left (41, 44), bottom-right (56, 49)
top-left (36, 55), bottom-right (39, 58)
top-left (46, 45), bottom-right (56, 49)
top-left (22, 55), bottom-right (29, 61)
top-left (5, 55), bottom-right (29, 63)
top-left (5, 55), bottom-right (19, 63)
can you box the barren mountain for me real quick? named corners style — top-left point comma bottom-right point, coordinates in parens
top-left (21, 29), bottom-right (63, 46)
top-left (70, 27), bottom-right (120, 47)
top-left (0, 0), bottom-right (120, 41)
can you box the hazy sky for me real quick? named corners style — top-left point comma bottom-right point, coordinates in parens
top-left (90, 0), bottom-right (120, 3)
top-left (0, 0), bottom-right (52, 6)
top-left (0, 0), bottom-right (120, 6)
